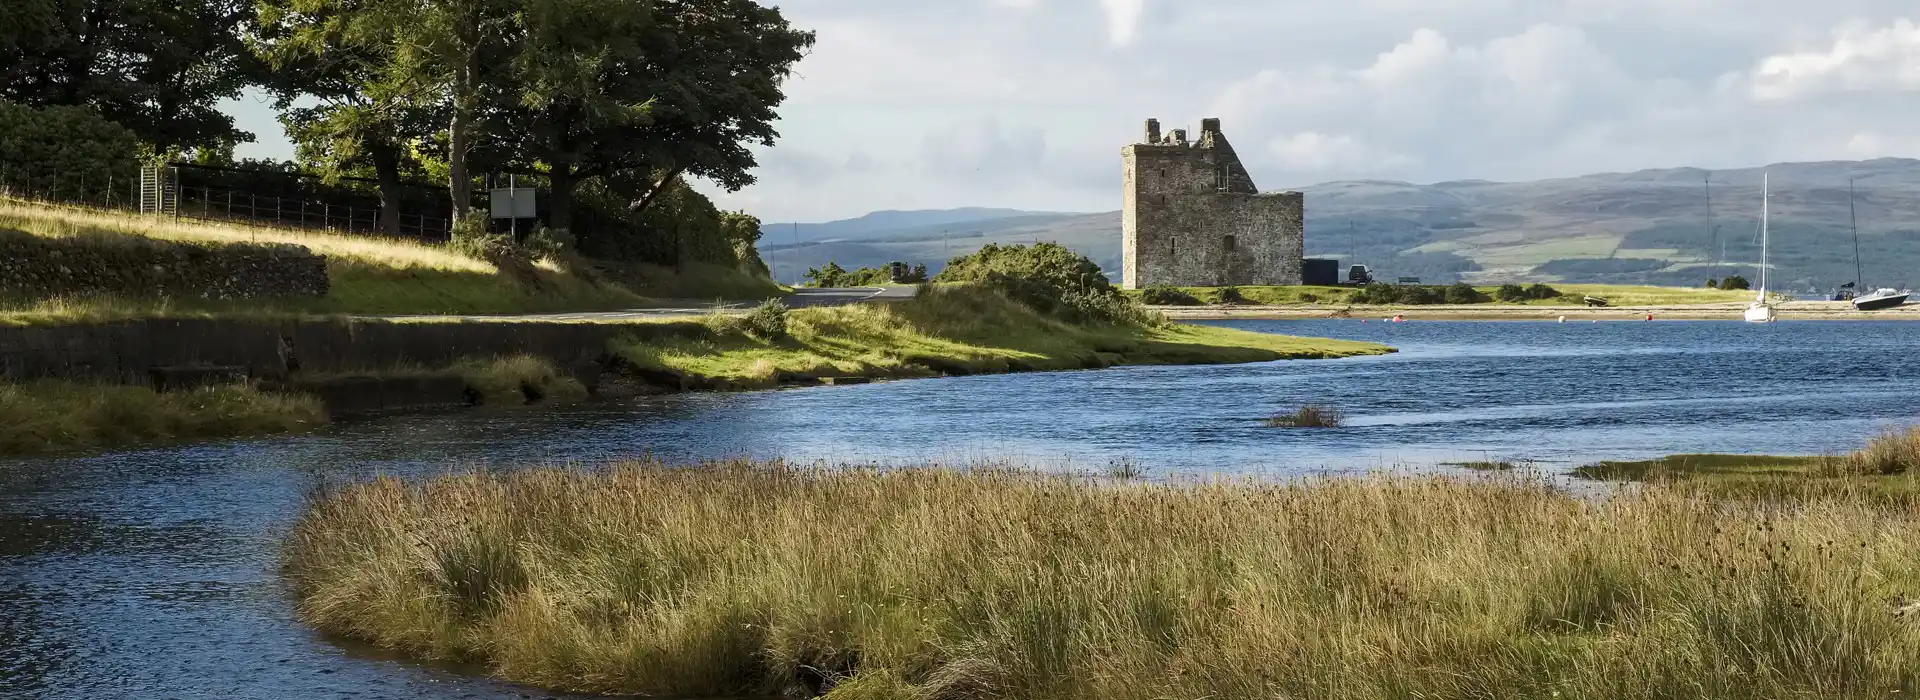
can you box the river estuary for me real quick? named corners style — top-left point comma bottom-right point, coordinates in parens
top-left (5, 319), bottom-right (1919, 698)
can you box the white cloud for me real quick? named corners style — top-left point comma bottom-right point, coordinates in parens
top-left (1099, 0), bottom-right (1147, 46)
top-left (682, 4), bottom-right (1920, 221)
top-left (1747, 18), bottom-right (1920, 100)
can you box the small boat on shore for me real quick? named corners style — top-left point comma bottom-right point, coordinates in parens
top-left (1854, 287), bottom-right (1911, 311)
top-left (1841, 179), bottom-right (1911, 311)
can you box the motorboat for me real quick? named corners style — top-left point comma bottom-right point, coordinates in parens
top-left (1841, 179), bottom-right (1911, 312)
top-left (1854, 287), bottom-right (1911, 311)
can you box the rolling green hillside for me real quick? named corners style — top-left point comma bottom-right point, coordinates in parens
top-left (764, 158), bottom-right (1920, 290)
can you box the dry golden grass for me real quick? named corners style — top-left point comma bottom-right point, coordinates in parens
top-left (286, 462), bottom-right (1920, 699)
top-left (0, 200), bottom-right (650, 321)
top-left (0, 200), bottom-right (492, 273)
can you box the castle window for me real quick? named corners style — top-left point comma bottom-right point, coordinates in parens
top-left (1223, 235), bottom-right (1236, 251)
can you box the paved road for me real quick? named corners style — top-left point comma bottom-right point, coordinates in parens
top-left (364, 286), bottom-right (918, 323)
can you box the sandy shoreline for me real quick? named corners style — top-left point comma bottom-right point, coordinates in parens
top-left (1160, 300), bottom-right (1920, 321)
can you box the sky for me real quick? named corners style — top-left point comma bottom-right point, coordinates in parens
top-left (228, 0), bottom-right (1920, 223)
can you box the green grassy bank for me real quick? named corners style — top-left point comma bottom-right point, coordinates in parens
top-left (0, 381), bottom-right (326, 453)
top-left (609, 285), bottom-right (1389, 389)
top-left (0, 354), bottom-right (589, 455)
top-left (287, 458), bottom-right (1920, 699)
top-left (0, 202), bottom-right (683, 323)
top-left (1128, 283), bottom-right (1750, 307)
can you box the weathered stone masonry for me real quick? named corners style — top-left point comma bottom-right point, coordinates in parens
top-left (1121, 118), bottom-right (1304, 289)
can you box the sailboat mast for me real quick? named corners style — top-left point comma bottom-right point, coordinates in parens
top-left (1760, 172), bottom-right (1770, 300)
top-left (1851, 178), bottom-right (1863, 290)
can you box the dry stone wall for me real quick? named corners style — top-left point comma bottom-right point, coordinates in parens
top-left (0, 227), bottom-right (329, 300)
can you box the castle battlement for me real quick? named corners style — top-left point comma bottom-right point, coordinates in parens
top-left (1120, 117), bottom-right (1304, 289)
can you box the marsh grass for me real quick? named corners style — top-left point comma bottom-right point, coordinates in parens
top-left (1572, 429), bottom-right (1920, 506)
top-left (0, 201), bottom-right (646, 321)
top-left (609, 286), bottom-right (1390, 389)
top-left (0, 380), bottom-right (324, 453)
top-left (1266, 404), bottom-right (1342, 428)
top-left (286, 461), bottom-right (1920, 698)
top-left (453, 355), bottom-right (589, 405)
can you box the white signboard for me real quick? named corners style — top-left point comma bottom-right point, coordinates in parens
top-left (489, 187), bottom-right (536, 219)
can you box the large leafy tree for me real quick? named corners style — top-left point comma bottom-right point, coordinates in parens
top-left (0, 0), bottom-right (260, 155)
top-left (255, 0), bottom-right (444, 235)
top-left (616, 0), bottom-right (813, 216)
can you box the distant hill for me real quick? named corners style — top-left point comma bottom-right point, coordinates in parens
top-left (760, 158), bottom-right (1920, 290)
top-left (759, 208), bottom-right (1071, 244)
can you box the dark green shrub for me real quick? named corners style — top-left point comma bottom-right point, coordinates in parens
top-left (1350, 283), bottom-right (1448, 305)
top-left (1216, 287), bottom-right (1249, 305)
top-left (743, 299), bottom-right (788, 340)
top-left (1496, 284), bottom-right (1527, 302)
top-left (448, 217), bottom-right (530, 267)
top-left (1445, 282), bottom-right (1489, 304)
top-left (1705, 278), bottom-right (1720, 289)
top-left (522, 225), bottom-right (575, 261)
top-left (934, 242), bottom-right (1143, 325)
top-left (1139, 285), bottom-right (1203, 306)
top-left (1719, 275), bottom-right (1750, 291)
top-left (0, 101), bottom-right (142, 202)
top-left (1525, 283), bottom-right (1561, 299)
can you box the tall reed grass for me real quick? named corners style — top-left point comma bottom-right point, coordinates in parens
top-left (286, 461), bottom-right (1920, 698)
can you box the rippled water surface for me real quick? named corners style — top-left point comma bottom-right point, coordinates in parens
top-left (5, 319), bottom-right (1919, 698)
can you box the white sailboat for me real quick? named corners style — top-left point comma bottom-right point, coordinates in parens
top-left (1745, 172), bottom-right (1777, 323)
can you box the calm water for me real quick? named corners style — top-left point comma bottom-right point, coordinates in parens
top-left (4, 319), bottom-right (1918, 698)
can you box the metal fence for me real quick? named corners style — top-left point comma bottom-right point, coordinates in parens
top-left (0, 162), bottom-right (456, 242)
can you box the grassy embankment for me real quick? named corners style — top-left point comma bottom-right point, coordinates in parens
top-left (288, 431), bottom-right (1920, 698)
top-left (0, 354), bottom-right (587, 454)
top-left (0, 201), bottom-right (656, 323)
top-left (1127, 284), bottom-right (1751, 307)
top-left (1573, 428), bottom-right (1920, 505)
top-left (0, 381), bottom-right (325, 453)
top-left (609, 285), bottom-right (1390, 389)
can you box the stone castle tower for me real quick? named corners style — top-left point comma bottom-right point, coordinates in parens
top-left (1121, 117), bottom-right (1304, 289)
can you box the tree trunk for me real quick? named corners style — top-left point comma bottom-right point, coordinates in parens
top-left (549, 163), bottom-right (576, 232)
top-left (367, 139), bottom-right (405, 237)
top-left (629, 166), bottom-right (685, 215)
top-left (447, 49), bottom-right (477, 223)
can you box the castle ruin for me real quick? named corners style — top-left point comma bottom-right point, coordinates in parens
top-left (1121, 118), bottom-right (1304, 289)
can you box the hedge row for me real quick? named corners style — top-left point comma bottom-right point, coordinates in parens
top-left (0, 228), bottom-right (329, 301)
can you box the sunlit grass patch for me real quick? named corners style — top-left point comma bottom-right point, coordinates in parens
top-left (0, 200), bottom-right (647, 321)
top-left (608, 286), bottom-right (1391, 388)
